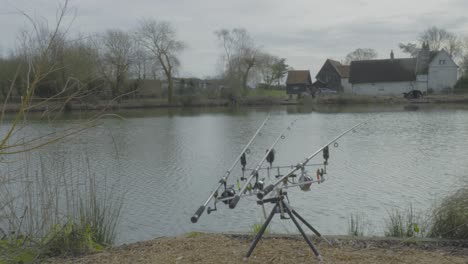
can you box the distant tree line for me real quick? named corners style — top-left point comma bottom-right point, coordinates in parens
top-left (0, 18), bottom-right (187, 104)
top-left (0, 13), bottom-right (289, 104)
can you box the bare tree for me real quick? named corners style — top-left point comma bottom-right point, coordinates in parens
top-left (136, 19), bottom-right (185, 103)
top-left (215, 28), bottom-right (261, 95)
top-left (399, 26), bottom-right (463, 59)
top-left (398, 43), bottom-right (420, 58)
top-left (345, 48), bottom-right (378, 64)
top-left (420, 26), bottom-right (463, 58)
top-left (94, 29), bottom-right (134, 97)
top-left (131, 43), bottom-right (150, 80)
top-left (420, 26), bottom-right (452, 51)
top-left (445, 34), bottom-right (463, 59)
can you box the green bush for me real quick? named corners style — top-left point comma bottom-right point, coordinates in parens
top-left (0, 239), bottom-right (38, 264)
top-left (429, 184), bottom-right (468, 239)
top-left (41, 221), bottom-right (104, 257)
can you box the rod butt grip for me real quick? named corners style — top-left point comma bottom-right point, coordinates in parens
top-left (191, 205), bottom-right (205, 223)
top-left (229, 195), bottom-right (241, 209)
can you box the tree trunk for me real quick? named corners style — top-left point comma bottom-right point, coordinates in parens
top-left (242, 66), bottom-right (253, 94)
top-left (167, 73), bottom-right (173, 104)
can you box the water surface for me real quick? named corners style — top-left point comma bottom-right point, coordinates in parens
top-left (4, 105), bottom-right (468, 244)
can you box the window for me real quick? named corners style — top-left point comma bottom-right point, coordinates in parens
top-left (439, 59), bottom-right (446, 65)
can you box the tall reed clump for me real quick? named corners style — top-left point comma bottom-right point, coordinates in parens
top-left (429, 183), bottom-right (468, 239)
top-left (384, 204), bottom-right (424, 238)
top-left (0, 145), bottom-right (125, 261)
top-left (348, 213), bottom-right (366, 237)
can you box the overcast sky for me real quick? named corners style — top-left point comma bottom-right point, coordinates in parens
top-left (1, 0), bottom-right (468, 78)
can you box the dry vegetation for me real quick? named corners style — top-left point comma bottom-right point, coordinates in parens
top-left (48, 233), bottom-right (468, 264)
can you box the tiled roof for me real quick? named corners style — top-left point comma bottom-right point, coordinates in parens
top-left (286, 70), bottom-right (312, 85)
top-left (327, 60), bottom-right (350, 78)
top-left (349, 58), bottom-right (417, 84)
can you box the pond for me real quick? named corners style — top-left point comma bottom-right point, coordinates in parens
top-left (3, 104), bottom-right (468, 245)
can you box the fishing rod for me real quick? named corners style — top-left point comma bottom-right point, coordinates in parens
top-left (257, 122), bottom-right (363, 200)
top-left (189, 117), bottom-right (367, 261)
top-left (229, 119), bottom-right (297, 209)
top-left (190, 114), bottom-right (270, 223)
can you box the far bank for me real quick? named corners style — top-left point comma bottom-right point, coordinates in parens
top-left (2, 93), bottom-right (468, 114)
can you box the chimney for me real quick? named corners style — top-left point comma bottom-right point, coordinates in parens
top-left (416, 42), bottom-right (430, 74)
top-left (390, 50), bottom-right (394, 60)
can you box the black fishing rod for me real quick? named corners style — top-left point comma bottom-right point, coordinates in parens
top-left (257, 122), bottom-right (363, 200)
top-left (229, 119), bottom-right (298, 209)
top-left (190, 115), bottom-right (270, 223)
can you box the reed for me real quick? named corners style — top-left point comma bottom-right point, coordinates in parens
top-left (429, 183), bottom-right (468, 239)
top-left (384, 204), bottom-right (424, 238)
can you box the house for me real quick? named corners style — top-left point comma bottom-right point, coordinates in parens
top-left (286, 70), bottom-right (313, 95)
top-left (349, 45), bottom-right (458, 95)
top-left (315, 59), bottom-right (350, 93)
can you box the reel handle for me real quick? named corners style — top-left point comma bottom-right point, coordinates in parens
top-left (257, 184), bottom-right (274, 199)
top-left (229, 195), bottom-right (241, 209)
top-left (191, 205), bottom-right (206, 223)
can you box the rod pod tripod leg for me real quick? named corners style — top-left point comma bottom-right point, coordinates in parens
top-left (243, 203), bottom-right (278, 261)
top-left (243, 197), bottom-right (323, 262)
top-left (283, 202), bottom-right (332, 246)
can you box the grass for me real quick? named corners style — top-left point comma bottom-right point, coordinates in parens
top-left (245, 88), bottom-right (287, 99)
top-left (428, 183), bottom-right (468, 239)
top-left (186, 232), bottom-right (202, 238)
top-left (0, 145), bottom-right (125, 262)
top-left (251, 223), bottom-right (270, 236)
top-left (384, 204), bottom-right (425, 238)
top-left (348, 213), bottom-right (366, 237)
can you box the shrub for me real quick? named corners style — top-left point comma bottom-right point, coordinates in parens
top-left (429, 184), bottom-right (468, 239)
top-left (41, 221), bottom-right (104, 257)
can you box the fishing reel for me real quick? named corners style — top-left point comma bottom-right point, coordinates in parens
top-left (221, 186), bottom-right (236, 205)
top-left (253, 179), bottom-right (264, 191)
top-left (207, 186), bottom-right (237, 214)
top-left (298, 172), bottom-right (313, 191)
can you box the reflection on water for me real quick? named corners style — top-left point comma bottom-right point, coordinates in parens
top-left (3, 105), bottom-right (468, 245)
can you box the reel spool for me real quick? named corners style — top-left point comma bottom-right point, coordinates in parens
top-left (298, 173), bottom-right (312, 191)
top-left (253, 179), bottom-right (264, 191)
top-left (221, 187), bottom-right (236, 205)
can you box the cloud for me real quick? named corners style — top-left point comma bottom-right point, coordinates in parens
top-left (1, 0), bottom-right (467, 77)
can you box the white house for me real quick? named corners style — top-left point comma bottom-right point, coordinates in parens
top-left (427, 51), bottom-right (458, 93)
top-left (349, 44), bottom-right (458, 95)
